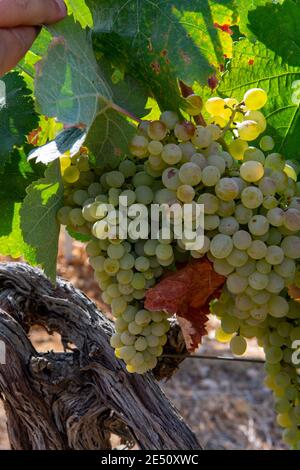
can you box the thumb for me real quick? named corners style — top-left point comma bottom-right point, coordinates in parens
top-left (0, 26), bottom-right (38, 76)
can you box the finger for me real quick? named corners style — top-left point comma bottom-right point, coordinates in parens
top-left (0, 26), bottom-right (38, 76)
top-left (0, 0), bottom-right (67, 27)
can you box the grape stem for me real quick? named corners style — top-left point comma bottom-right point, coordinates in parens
top-left (110, 102), bottom-right (142, 124)
top-left (219, 101), bottom-right (244, 139)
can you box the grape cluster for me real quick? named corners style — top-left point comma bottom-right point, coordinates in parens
top-left (57, 87), bottom-right (300, 447)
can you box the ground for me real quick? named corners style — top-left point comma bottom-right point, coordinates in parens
top-left (0, 235), bottom-right (287, 450)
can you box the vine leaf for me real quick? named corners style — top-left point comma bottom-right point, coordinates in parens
top-left (145, 258), bottom-right (225, 352)
top-left (65, 0), bottom-right (93, 28)
top-left (245, 0), bottom-right (300, 68)
top-left (20, 161), bottom-right (64, 282)
top-left (35, 17), bottom-right (113, 128)
top-left (0, 72), bottom-right (39, 167)
top-left (88, 0), bottom-right (237, 92)
top-left (85, 109), bottom-right (135, 167)
top-left (219, 38), bottom-right (300, 160)
top-left (0, 148), bottom-right (44, 261)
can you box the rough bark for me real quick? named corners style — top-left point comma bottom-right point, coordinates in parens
top-left (0, 262), bottom-right (201, 451)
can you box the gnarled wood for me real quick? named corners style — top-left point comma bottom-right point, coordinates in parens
top-left (0, 263), bottom-right (201, 451)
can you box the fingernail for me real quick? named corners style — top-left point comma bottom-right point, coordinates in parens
top-left (54, 0), bottom-right (67, 18)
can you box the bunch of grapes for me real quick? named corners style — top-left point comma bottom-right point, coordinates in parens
top-left (57, 87), bottom-right (300, 447)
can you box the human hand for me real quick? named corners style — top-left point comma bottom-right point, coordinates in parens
top-left (0, 0), bottom-right (67, 76)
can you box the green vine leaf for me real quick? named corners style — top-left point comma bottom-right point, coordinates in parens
top-left (219, 38), bottom-right (300, 159)
top-left (20, 161), bottom-right (64, 282)
top-left (65, 0), bottom-right (93, 28)
top-left (0, 148), bottom-right (44, 261)
top-left (0, 72), bottom-right (39, 167)
top-left (243, 0), bottom-right (300, 67)
top-left (85, 108), bottom-right (135, 167)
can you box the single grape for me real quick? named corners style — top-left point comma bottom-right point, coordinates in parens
top-left (205, 97), bottom-right (225, 116)
top-left (260, 135), bottom-right (275, 151)
top-left (179, 162), bottom-right (202, 186)
top-left (129, 135), bottom-right (149, 158)
top-left (243, 88), bottom-right (268, 110)
top-left (241, 186), bottom-right (263, 209)
top-left (230, 335), bottom-right (247, 355)
top-left (210, 234), bottom-right (233, 259)
top-left (228, 138), bottom-right (248, 160)
top-left (248, 215), bottom-right (269, 236)
top-left (162, 144), bottom-right (182, 165)
top-left (240, 161), bottom-right (264, 183)
top-left (202, 165), bottom-right (221, 186)
top-left (215, 178), bottom-right (239, 201)
top-left (237, 120), bottom-right (261, 141)
top-left (176, 185), bottom-right (195, 203)
top-left (147, 120), bottom-right (168, 141)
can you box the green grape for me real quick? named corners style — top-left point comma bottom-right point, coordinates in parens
top-left (235, 204), bottom-right (253, 224)
top-left (243, 147), bottom-right (265, 164)
top-left (248, 215), bottom-right (269, 236)
top-left (215, 178), bottom-right (239, 201)
top-left (119, 253), bottom-right (135, 270)
top-left (283, 209), bottom-right (300, 232)
top-left (219, 217), bottom-right (239, 236)
top-left (176, 185), bottom-right (195, 203)
top-left (243, 88), bottom-right (268, 110)
top-left (260, 135), bottom-right (274, 151)
top-left (202, 166), bottom-right (220, 186)
top-left (265, 346), bottom-right (283, 364)
top-left (191, 126), bottom-right (212, 148)
top-left (63, 166), bottom-right (80, 183)
top-left (217, 200), bottom-right (235, 217)
top-left (135, 186), bottom-right (154, 204)
top-left (119, 346), bottom-right (137, 362)
top-left (179, 162), bottom-right (202, 186)
top-left (116, 269), bottom-right (134, 285)
top-left (73, 189), bottom-right (89, 206)
top-left (206, 154), bottom-right (226, 174)
top-left (221, 316), bottom-right (239, 334)
top-left (174, 121), bottom-right (195, 142)
top-left (210, 234), bottom-right (233, 259)
top-left (135, 309), bottom-right (152, 326)
top-left (281, 236), bottom-right (300, 259)
top-left (156, 244), bottom-right (173, 261)
top-left (131, 273), bottom-right (146, 290)
top-left (160, 111), bottom-right (179, 130)
top-left (69, 208), bottom-right (85, 226)
top-left (197, 193), bottom-right (219, 214)
top-left (161, 143), bottom-right (182, 165)
top-left (135, 336), bottom-right (148, 351)
top-left (240, 161), bottom-right (264, 183)
top-left (148, 140), bottom-right (163, 156)
top-left (107, 243), bottom-right (125, 260)
top-left (128, 321), bottom-right (143, 335)
top-left (230, 335), bottom-right (247, 355)
top-left (110, 333), bottom-right (123, 349)
top-left (245, 110), bottom-right (266, 132)
top-left (226, 273), bottom-right (248, 294)
top-left (86, 240), bottom-right (101, 257)
top-left (268, 295), bottom-right (289, 318)
top-left (204, 215), bottom-right (220, 231)
top-left (205, 97), bottom-right (225, 116)
top-left (88, 182), bottom-right (102, 198)
top-left (132, 171), bottom-right (154, 187)
top-left (226, 248), bottom-right (248, 268)
top-left (129, 135), bottom-right (149, 158)
top-left (228, 138), bottom-right (248, 161)
top-left (241, 186), bottom-right (263, 209)
top-left (248, 271), bottom-right (269, 290)
top-left (232, 230), bottom-right (252, 250)
top-left (135, 256), bottom-right (150, 272)
top-left (265, 153), bottom-right (285, 171)
top-left (90, 255), bottom-right (106, 271)
top-left (103, 258), bottom-right (120, 275)
top-left (147, 120), bottom-right (167, 141)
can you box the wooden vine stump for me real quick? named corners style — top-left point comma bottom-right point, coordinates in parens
top-left (0, 263), bottom-right (201, 451)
